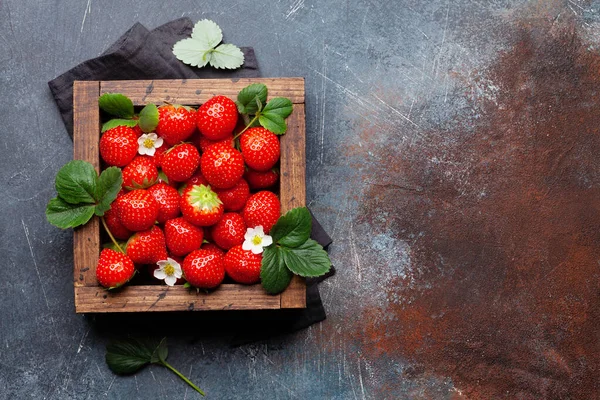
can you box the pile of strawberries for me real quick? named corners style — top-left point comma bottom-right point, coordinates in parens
top-left (96, 95), bottom-right (283, 290)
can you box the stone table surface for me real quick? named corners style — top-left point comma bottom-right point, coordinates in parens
top-left (1, 1), bottom-right (600, 399)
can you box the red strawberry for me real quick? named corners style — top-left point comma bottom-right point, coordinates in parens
top-left (183, 249), bottom-right (225, 289)
top-left (126, 225), bottom-right (168, 265)
top-left (244, 168), bottom-right (279, 190)
top-left (104, 203), bottom-right (132, 240)
top-left (240, 127), bottom-right (280, 171)
top-left (117, 189), bottom-right (159, 231)
top-left (180, 184), bottom-right (224, 226)
top-left (198, 134), bottom-right (234, 152)
top-left (96, 248), bottom-right (136, 288)
top-left (196, 95), bottom-right (238, 140)
top-left (242, 191), bottom-right (280, 233)
top-left (223, 245), bottom-right (262, 284)
top-left (99, 126), bottom-right (139, 167)
top-left (147, 183), bottom-right (181, 223)
top-left (200, 142), bottom-right (244, 189)
top-left (122, 156), bottom-right (158, 189)
top-left (164, 217), bottom-right (204, 257)
top-left (201, 243), bottom-right (225, 257)
top-left (211, 213), bottom-right (246, 250)
top-left (162, 143), bottom-right (200, 182)
top-left (214, 178), bottom-right (250, 212)
top-left (155, 104), bottom-right (197, 146)
top-left (178, 170), bottom-right (209, 194)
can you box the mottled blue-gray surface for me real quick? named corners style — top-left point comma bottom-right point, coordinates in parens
top-left (2, 0), bottom-right (600, 399)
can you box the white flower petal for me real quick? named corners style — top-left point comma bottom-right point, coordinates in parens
top-left (147, 133), bottom-right (158, 140)
top-left (250, 244), bottom-right (263, 254)
top-left (244, 228), bottom-right (255, 241)
top-left (242, 240), bottom-right (253, 251)
top-left (262, 235), bottom-right (273, 247)
top-left (164, 275), bottom-right (177, 286)
top-left (137, 136), bottom-right (146, 146)
top-left (255, 226), bottom-right (265, 235)
top-left (154, 269), bottom-right (167, 280)
top-left (156, 260), bottom-right (169, 268)
top-left (145, 147), bottom-right (156, 156)
top-left (154, 137), bottom-right (164, 147)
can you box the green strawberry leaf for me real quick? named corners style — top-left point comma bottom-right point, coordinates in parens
top-left (269, 207), bottom-right (312, 248)
top-left (138, 103), bottom-right (159, 133)
top-left (280, 239), bottom-right (331, 277)
top-left (95, 167), bottom-right (123, 217)
top-left (105, 338), bottom-right (156, 375)
top-left (258, 113), bottom-right (287, 134)
top-left (236, 83), bottom-right (268, 115)
top-left (263, 97), bottom-right (293, 119)
top-left (99, 93), bottom-right (134, 119)
top-left (150, 337), bottom-right (168, 363)
top-left (46, 197), bottom-right (95, 229)
top-left (261, 246), bottom-right (293, 294)
top-left (208, 44), bottom-right (244, 70)
top-left (55, 160), bottom-right (97, 204)
top-left (101, 119), bottom-right (138, 133)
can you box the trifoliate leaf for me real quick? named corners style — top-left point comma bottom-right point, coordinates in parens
top-left (99, 93), bottom-right (134, 118)
top-left (55, 160), bottom-right (97, 204)
top-left (259, 113), bottom-right (287, 134)
top-left (281, 239), bottom-right (331, 277)
top-left (263, 97), bottom-right (293, 119)
top-left (236, 83), bottom-right (268, 115)
top-left (101, 119), bottom-right (138, 133)
top-left (46, 197), bottom-right (95, 229)
top-left (95, 167), bottom-right (123, 216)
top-left (191, 19), bottom-right (223, 48)
top-left (270, 207), bottom-right (312, 248)
top-left (208, 44), bottom-right (244, 70)
top-left (138, 103), bottom-right (159, 133)
top-left (261, 246), bottom-right (293, 294)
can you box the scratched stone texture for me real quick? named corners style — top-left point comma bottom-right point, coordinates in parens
top-left (1, 0), bottom-right (599, 399)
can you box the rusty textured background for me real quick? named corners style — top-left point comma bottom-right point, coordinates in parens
top-left (1, 0), bottom-right (599, 399)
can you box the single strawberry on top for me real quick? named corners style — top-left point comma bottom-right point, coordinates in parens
top-left (117, 189), bottom-right (159, 232)
top-left (210, 213), bottom-right (246, 250)
top-left (200, 142), bottom-right (244, 189)
top-left (155, 104), bottom-right (197, 146)
top-left (196, 95), bottom-right (238, 140)
top-left (126, 225), bottom-right (168, 265)
top-left (242, 191), bottom-right (280, 233)
top-left (164, 217), bottom-right (204, 257)
top-left (99, 126), bottom-right (139, 167)
top-left (182, 249), bottom-right (225, 289)
top-left (96, 248), bottom-right (136, 289)
top-left (180, 184), bottom-right (224, 227)
top-left (223, 245), bottom-right (262, 284)
top-left (240, 127), bottom-right (280, 172)
top-left (122, 156), bottom-right (158, 190)
top-left (162, 143), bottom-right (201, 182)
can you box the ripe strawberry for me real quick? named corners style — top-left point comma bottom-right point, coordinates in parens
top-left (164, 217), bottom-right (204, 257)
top-left (183, 249), bottom-right (225, 289)
top-left (244, 168), bottom-right (279, 190)
top-left (200, 142), bottom-right (244, 189)
top-left (178, 170), bottom-right (209, 194)
top-left (242, 191), bottom-right (280, 233)
top-left (211, 213), bottom-right (246, 250)
top-left (126, 225), bottom-right (168, 265)
top-left (147, 183), bottom-right (181, 223)
top-left (240, 127), bottom-right (280, 171)
top-left (201, 243), bottom-right (225, 257)
top-left (117, 189), bottom-right (159, 231)
top-left (155, 104), bottom-right (197, 145)
top-left (99, 126), bottom-right (139, 167)
top-left (198, 134), bottom-right (234, 152)
top-left (223, 245), bottom-right (262, 284)
top-left (180, 184), bottom-right (224, 226)
top-left (162, 143), bottom-right (201, 182)
top-left (104, 203), bottom-right (132, 240)
top-left (122, 156), bottom-right (158, 189)
top-left (214, 178), bottom-right (250, 212)
top-left (96, 248), bottom-right (136, 288)
top-left (196, 95), bottom-right (238, 140)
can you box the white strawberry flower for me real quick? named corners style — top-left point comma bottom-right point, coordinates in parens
top-left (154, 258), bottom-right (182, 286)
top-left (242, 226), bottom-right (273, 254)
top-left (138, 133), bottom-right (164, 156)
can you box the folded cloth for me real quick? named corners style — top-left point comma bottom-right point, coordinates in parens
top-left (49, 18), bottom-right (334, 342)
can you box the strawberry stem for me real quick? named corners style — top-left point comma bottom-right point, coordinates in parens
top-left (233, 114), bottom-right (259, 140)
top-left (100, 216), bottom-right (125, 254)
top-left (160, 360), bottom-right (205, 396)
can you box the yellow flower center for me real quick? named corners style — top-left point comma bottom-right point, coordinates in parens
top-left (164, 263), bottom-right (175, 276)
top-left (252, 235), bottom-right (262, 245)
top-left (143, 138), bottom-right (155, 149)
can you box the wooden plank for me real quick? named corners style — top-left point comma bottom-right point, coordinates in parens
top-left (73, 81), bottom-right (101, 288)
top-left (279, 103), bottom-right (307, 309)
top-left (75, 285), bottom-right (281, 313)
top-left (100, 78), bottom-right (305, 105)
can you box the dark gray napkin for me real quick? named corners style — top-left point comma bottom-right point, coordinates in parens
top-left (48, 18), bottom-right (334, 341)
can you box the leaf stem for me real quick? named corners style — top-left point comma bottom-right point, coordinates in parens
top-left (233, 114), bottom-right (259, 140)
top-left (100, 216), bottom-right (124, 254)
top-left (160, 360), bottom-right (205, 396)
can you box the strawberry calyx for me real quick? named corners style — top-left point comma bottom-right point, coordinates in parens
top-left (188, 184), bottom-right (223, 210)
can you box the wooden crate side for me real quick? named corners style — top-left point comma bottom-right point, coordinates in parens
top-left (100, 78), bottom-right (305, 105)
top-left (73, 81), bottom-right (101, 290)
top-left (279, 103), bottom-right (307, 309)
top-left (75, 285), bottom-right (281, 313)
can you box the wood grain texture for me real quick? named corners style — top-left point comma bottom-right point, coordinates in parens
top-left (73, 81), bottom-right (101, 288)
top-left (279, 104), bottom-right (307, 308)
top-left (100, 78), bottom-right (305, 105)
top-left (73, 78), bottom-right (307, 312)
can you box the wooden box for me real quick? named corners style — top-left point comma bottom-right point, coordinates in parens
top-left (72, 78), bottom-right (306, 313)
